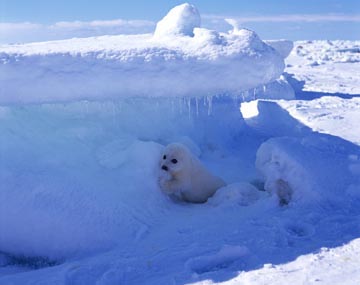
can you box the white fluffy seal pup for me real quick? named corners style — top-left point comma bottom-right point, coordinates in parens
top-left (158, 143), bottom-right (226, 203)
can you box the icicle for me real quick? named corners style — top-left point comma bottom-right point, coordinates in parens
top-left (207, 96), bottom-right (213, 115)
top-left (245, 90), bottom-right (250, 100)
top-left (84, 101), bottom-right (89, 115)
top-left (232, 94), bottom-right (239, 107)
top-left (171, 99), bottom-right (175, 114)
top-left (119, 100), bottom-right (123, 113)
top-left (241, 91), bottom-right (245, 102)
top-left (111, 102), bottom-right (117, 125)
top-left (179, 97), bottom-right (183, 114)
top-left (195, 97), bottom-right (199, 116)
top-left (104, 102), bottom-right (109, 114)
top-left (187, 97), bottom-right (191, 119)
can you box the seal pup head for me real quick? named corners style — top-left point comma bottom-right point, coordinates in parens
top-left (160, 143), bottom-right (192, 177)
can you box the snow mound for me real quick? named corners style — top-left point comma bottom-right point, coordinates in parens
top-left (154, 3), bottom-right (200, 37)
top-left (0, 132), bottom-right (166, 259)
top-left (256, 135), bottom-right (360, 205)
top-left (0, 5), bottom-right (285, 104)
top-left (208, 182), bottom-right (268, 207)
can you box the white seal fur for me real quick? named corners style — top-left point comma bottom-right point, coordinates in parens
top-left (158, 143), bottom-right (226, 203)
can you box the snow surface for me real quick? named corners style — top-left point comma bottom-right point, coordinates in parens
top-left (278, 96), bottom-right (360, 145)
top-left (1, 4), bottom-right (360, 285)
top-left (208, 238), bottom-right (360, 285)
top-left (286, 40), bottom-right (360, 95)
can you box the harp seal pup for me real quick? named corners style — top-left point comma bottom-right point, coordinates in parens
top-left (158, 143), bottom-right (226, 203)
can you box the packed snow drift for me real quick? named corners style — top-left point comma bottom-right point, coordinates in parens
top-left (1, 3), bottom-right (360, 285)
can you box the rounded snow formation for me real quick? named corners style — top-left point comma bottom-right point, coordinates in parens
top-left (255, 134), bottom-right (359, 205)
top-left (0, 4), bottom-right (285, 104)
top-left (154, 3), bottom-right (200, 37)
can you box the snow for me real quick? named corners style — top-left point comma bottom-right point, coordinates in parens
top-left (208, 183), bottom-right (268, 207)
top-left (286, 40), bottom-right (360, 95)
top-left (278, 96), bottom-right (360, 145)
top-left (1, 3), bottom-right (360, 285)
top-left (265, 39), bottom-right (294, 58)
top-left (154, 3), bottom-right (200, 37)
top-left (0, 4), bottom-right (285, 104)
top-left (256, 134), bottom-right (359, 205)
top-left (185, 245), bottom-right (249, 275)
top-left (214, 238), bottom-right (360, 285)
top-left (239, 100), bottom-right (259, 119)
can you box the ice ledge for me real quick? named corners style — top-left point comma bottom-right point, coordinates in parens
top-left (0, 3), bottom-right (286, 104)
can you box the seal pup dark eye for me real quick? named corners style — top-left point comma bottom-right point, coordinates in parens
top-left (171, 159), bottom-right (178, 164)
top-left (163, 155), bottom-right (166, 160)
